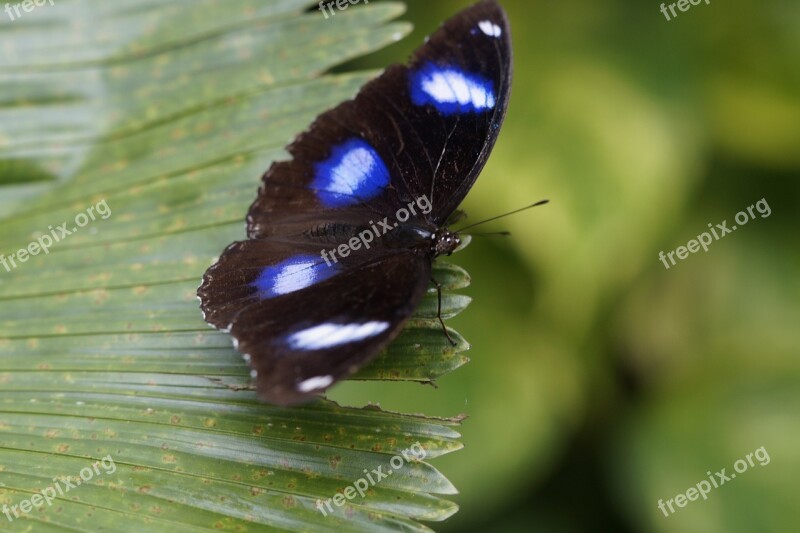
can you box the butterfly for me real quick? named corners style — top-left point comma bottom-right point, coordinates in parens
top-left (198, 0), bottom-right (512, 406)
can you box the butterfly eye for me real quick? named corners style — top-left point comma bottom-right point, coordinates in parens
top-left (431, 230), bottom-right (461, 257)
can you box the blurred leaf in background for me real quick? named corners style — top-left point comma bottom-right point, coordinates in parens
top-left (339, 0), bottom-right (800, 532)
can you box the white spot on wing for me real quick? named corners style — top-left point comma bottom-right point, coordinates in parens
top-left (287, 321), bottom-right (390, 350)
top-left (327, 147), bottom-right (377, 196)
top-left (312, 139), bottom-right (390, 207)
top-left (297, 375), bottom-right (334, 393)
top-left (253, 255), bottom-right (336, 299)
top-left (478, 20), bottom-right (502, 37)
top-left (272, 260), bottom-right (320, 295)
top-left (419, 69), bottom-right (495, 109)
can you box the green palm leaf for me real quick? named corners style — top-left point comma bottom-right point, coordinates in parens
top-left (0, 1), bottom-right (471, 530)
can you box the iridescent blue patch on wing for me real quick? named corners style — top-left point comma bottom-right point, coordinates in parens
top-left (311, 138), bottom-right (391, 208)
top-left (252, 255), bottom-right (337, 299)
top-left (410, 62), bottom-right (496, 115)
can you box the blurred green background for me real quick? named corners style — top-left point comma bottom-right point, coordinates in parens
top-left (1, 0), bottom-right (797, 531)
top-left (331, 0), bottom-right (800, 531)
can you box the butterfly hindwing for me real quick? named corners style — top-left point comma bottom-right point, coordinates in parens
top-left (221, 252), bottom-right (430, 405)
top-left (199, 1), bottom-right (512, 405)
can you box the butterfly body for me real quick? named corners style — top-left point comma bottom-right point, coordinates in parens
top-left (199, 0), bottom-right (511, 405)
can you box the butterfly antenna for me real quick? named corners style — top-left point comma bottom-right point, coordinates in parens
top-left (453, 199), bottom-right (549, 232)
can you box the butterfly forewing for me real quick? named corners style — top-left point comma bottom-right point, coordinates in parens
top-left (247, 0), bottom-right (511, 237)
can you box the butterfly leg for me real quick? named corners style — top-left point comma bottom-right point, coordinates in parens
top-left (430, 277), bottom-right (457, 346)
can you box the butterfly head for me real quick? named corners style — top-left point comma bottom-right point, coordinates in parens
top-left (432, 228), bottom-right (461, 257)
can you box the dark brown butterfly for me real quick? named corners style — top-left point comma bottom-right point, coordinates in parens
top-left (198, 0), bottom-right (512, 405)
